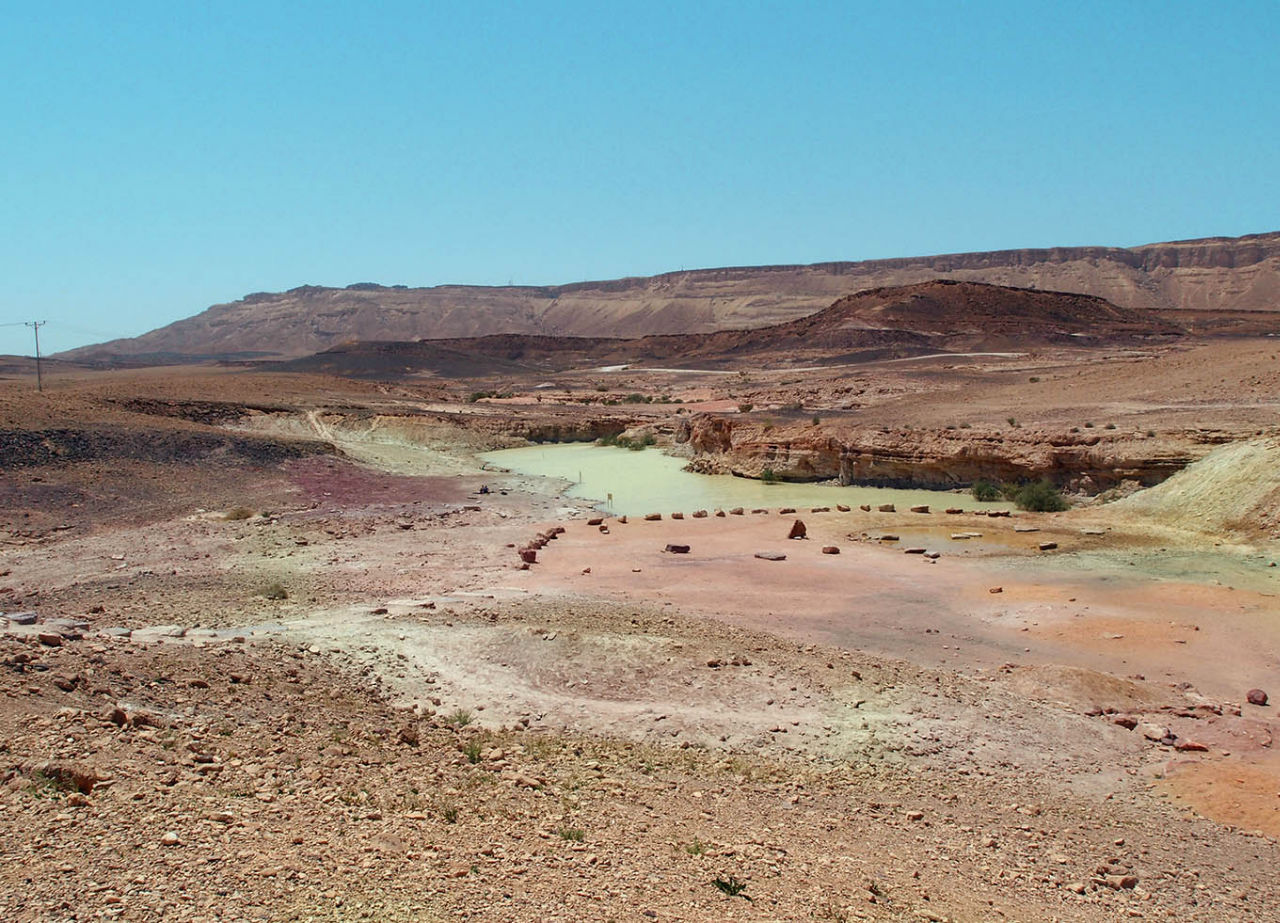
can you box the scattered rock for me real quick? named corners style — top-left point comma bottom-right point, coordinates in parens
top-left (729, 507), bottom-right (744, 516)
top-left (877, 504), bottom-right (895, 513)
top-left (586, 517), bottom-right (604, 526)
top-left (644, 513), bottom-right (661, 521)
top-left (988, 586), bottom-right (1003, 594)
top-left (4, 611), bottom-right (37, 626)
top-left (787, 520), bottom-right (807, 540)
top-left (909, 505), bottom-right (929, 514)
top-left (664, 544), bottom-right (691, 554)
top-left (903, 548), bottom-right (926, 555)
top-left (779, 507), bottom-right (796, 515)
top-left (691, 510), bottom-right (708, 518)
top-left (519, 549), bottom-right (537, 564)
top-left (754, 552), bottom-right (787, 561)
top-left (836, 504), bottom-right (851, 512)
top-left (859, 504), bottom-right (872, 512)
top-left (37, 632), bottom-right (63, 647)
top-left (821, 546), bottom-right (839, 554)
top-left (1139, 723), bottom-right (1172, 742)
top-left (1038, 541), bottom-right (1058, 551)
top-left (1247, 688), bottom-right (1269, 706)
top-left (161, 831), bottom-right (181, 847)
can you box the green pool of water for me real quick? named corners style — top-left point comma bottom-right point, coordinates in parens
top-left (480, 443), bottom-right (1012, 517)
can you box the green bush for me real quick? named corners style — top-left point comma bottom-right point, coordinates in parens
top-left (760, 467), bottom-right (778, 484)
top-left (970, 479), bottom-right (1002, 502)
top-left (1011, 479), bottom-right (1069, 512)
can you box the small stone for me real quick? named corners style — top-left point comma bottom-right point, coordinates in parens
top-left (821, 546), bottom-right (839, 555)
top-left (161, 832), bottom-right (180, 847)
top-left (1038, 541), bottom-right (1058, 551)
top-left (754, 551), bottom-right (786, 561)
top-left (37, 632), bottom-right (63, 647)
top-left (988, 587), bottom-right (1003, 594)
top-left (664, 544), bottom-right (690, 554)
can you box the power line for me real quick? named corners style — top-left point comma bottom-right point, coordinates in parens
top-left (5, 321), bottom-right (47, 391)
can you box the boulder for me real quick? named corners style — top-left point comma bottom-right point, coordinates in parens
top-left (671, 512), bottom-right (684, 520)
top-left (714, 510), bottom-right (726, 517)
top-left (859, 504), bottom-right (872, 512)
top-left (810, 507), bottom-right (830, 513)
top-left (586, 517), bottom-right (604, 526)
top-left (1038, 541), bottom-right (1058, 551)
top-left (1247, 688), bottom-right (1269, 706)
top-left (909, 505), bottom-right (929, 514)
top-left (644, 513), bottom-right (662, 521)
top-left (836, 504), bottom-right (851, 512)
top-left (903, 547), bottom-right (926, 555)
top-left (729, 508), bottom-right (744, 516)
top-left (787, 520), bottom-right (807, 540)
top-left (821, 546), bottom-right (839, 555)
top-left (754, 551), bottom-right (787, 561)
top-left (877, 504), bottom-right (895, 513)
top-left (4, 611), bottom-right (37, 626)
top-left (519, 549), bottom-right (537, 564)
top-left (751, 508), bottom-right (768, 514)
top-left (779, 507), bottom-right (796, 515)
top-left (664, 544), bottom-right (691, 554)
top-left (945, 508), bottom-right (964, 514)
top-left (692, 510), bottom-right (708, 518)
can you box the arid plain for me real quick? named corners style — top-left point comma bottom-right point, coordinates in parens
top-left (3, 263), bottom-right (1280, 921)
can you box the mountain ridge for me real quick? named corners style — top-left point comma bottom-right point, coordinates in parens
top-left (60, 231), bottom-right (1280, 362)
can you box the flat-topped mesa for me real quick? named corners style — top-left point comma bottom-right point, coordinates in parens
top-left (57, 231), bottom-right (1276, 362)
top-left (677, 416), bottom-right (1220, 494)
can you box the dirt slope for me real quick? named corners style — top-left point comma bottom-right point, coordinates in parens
top-left (60, 231), bottom-right (1280, 361)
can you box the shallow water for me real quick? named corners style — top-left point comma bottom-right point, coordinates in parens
top-left (480, 443), bottom-right (1012, 517)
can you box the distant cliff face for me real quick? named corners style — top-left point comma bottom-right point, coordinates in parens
top-left (62, 232), bottom-right (1280, 361)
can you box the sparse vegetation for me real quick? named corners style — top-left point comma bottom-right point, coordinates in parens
top-left (462, 738), bottom-right (483, 763)
top-left (737, 402), bottom-right (754, 413)
top-left (811, 415), bottom-right (821, 425)
top-left (685, 838), bottom-right (707, 856)
top-left (712, 875), bottom-right (751, 900)
top-left (262, 581), bottom-right (288, 600)
top-left (224, 507), bottom-right (255, 521)
top-left (1011, 479), bottom-right (1069, 512)
top-left (1006, 416), bottom-right (1019, 427)
top-left (760, 467), bottom-right (778, 484)
top-left (557, 827), bottom-right (585, 842)
top-left (449, 708), bottom-right (474, 728)
top-left (970, 479), bottom-right (1002, 502)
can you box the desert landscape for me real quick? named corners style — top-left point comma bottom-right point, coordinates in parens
top-left (2, 251), bottom-right (1279, 921)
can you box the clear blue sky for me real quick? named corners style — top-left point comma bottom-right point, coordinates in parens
top-left (3, 1), bottom-right (1278, 354)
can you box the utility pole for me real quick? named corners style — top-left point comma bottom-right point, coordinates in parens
top-left (25, 321), bottom-right (46, 392)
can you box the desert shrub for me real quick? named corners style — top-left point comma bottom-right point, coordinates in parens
top-left (959, 422), bottom-right (972, 429)
top-left (462, 738), bottom-right (483, 764)
top-left (1084, 421), bottom-right (1094, 428)
top-left (1104, 422), bottom-right (1116, 430)
top-left (760, 468), bottom-right (778, 484)
top-left (1029, 376), bottom-right (1040, 383)
top-left (262, 582), bottom-right (288, 600)
top-left (557, 827), bottom-right (585, 842)
top-left (737, 403), bottom-right (754, 413)
top-left (224, 507), bottom-right (255, 521)
top-left (1006, 417), bottom-right (1019, 427)
top-left (449, 708), bottom-right (474, 728)
top-left (467, 391), bottom-right (492, 403)
top-left (1011, 479), bottom-right (1069, 512)
top-left (970, 479), bottom-right (1002, 502)
top-left (623, 393), bottom-right (649, 404)
top-left (811, 415), bottom-right (821, 426)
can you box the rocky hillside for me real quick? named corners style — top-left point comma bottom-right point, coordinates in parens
top-left (61, 231), bottom-right (1280, 361)
top-left (278, 281), bottom-right (1181, 378)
